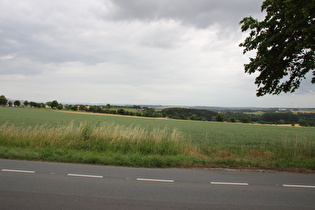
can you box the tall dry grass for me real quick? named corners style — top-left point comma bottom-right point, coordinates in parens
top-left (1, 121), bottom-right (313, 166)
top-left (0, 122), bottom-right (198, 156)
top-left (278, 136), bottom-right (314, 159)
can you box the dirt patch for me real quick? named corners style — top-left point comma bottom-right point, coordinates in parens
top-left (275, 124), bottom-right (301, 127)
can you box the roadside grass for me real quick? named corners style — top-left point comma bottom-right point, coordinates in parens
top-left (0, 107), bottom-right (314, 170)
top-left (0, 147), bottom-right (201, 168)
top-left (0, 122), bottom-right (197, 156)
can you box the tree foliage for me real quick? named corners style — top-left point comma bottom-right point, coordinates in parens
top-left (163, 108), bottom-right (217, 121)
top-left (29, 101), bottom-right (42, 108)
top-left (241, 116), bottom-right (249, 123)
top-left (14, 100), bottom-right (21, 107)
top-left (24, 100), bottom-right (29, 107)
top-left (262, 112), bottom-right (299, 123)
top-left (216, 113), bottom-right (224, 122)
top-left (0, 95), bottom-right (8, 106)
top-left (240, 0), bottom-right (315, 96)
top-left (229, 117), bottom-right (236, 123)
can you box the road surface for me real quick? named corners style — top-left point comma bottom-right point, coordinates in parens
top-left (1, 159), bottom-right (315, 209)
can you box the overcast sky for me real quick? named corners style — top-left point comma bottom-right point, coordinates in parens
top-left (1, 0), bottom-right (314, 107)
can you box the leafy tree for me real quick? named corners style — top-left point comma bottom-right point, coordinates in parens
top-left (57, 104), bottom-right (63, 110)
top-left (8, 101), bottom-right (13, 107)
top-left (29, 101), bottom-right (39, 108)
top-left (241, 116), bottom-right (249, 123)
top-left (117, 108), bottom-right (125, 115)
top-left (71, 105), bottom-right (78, 111)
top-left (298, 112), bottom-right (315, 126)
top-left (179, 114), bottom-right (187, 120)
top-left (0, 95), bottom-right (8, 106)
top-left (79, 105), bottom-right (87, 111)
top-left (299, 119), bottom-right (308, 127)
top-left (88, 106), bottom-right (98, 113)
top-left (40, 103), bottom-right (46, 108)
top-left (190, 114), bottom-right (198, 121)
top-left (230, 117), bottom-right (236, 123)
top-left (162, 108), bottom-right (217, 121)
top-left (50, 100), bottom-right (59, 108)
top-left (240, 0), bottom-right (315, 96)
top-left (128, 111), bottom-right (135, 116)
top-left (143, 107), bottom-right (156, 116)
top-left (24, 100), bottom-right (29, 107)
top-left (216, 113), bottom-right (224, 122)
top-left (14, 100), bottom-right (21, 107)
top-left (262, 112), bottom-right (299, 123)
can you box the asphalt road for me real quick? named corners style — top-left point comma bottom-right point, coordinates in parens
top-left (1, 159), bottom-right (315, 209)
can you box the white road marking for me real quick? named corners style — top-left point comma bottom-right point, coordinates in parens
top-left (137, 178), bottom-right (174, 183)
top-left (67, 173), bottom-right (103, 178)
top-left (283, 184), bottom-right (315, 189)
top-left (1, 169), bottom-right (35, 174)
top-left (211, 182), bottom-right (249, 186)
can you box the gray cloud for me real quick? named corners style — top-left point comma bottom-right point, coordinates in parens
top-left (0, 0), bottom-right (314, 107)
top-left (105, 0), bottom-right (263, 28)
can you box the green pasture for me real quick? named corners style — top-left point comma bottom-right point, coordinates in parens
top-left (0, 107), bottom-right (314, 170)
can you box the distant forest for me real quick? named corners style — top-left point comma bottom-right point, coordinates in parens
top-left (162, 108), bottom-right (315, 127)
top-left (162, 108), bottom-right (217, 121)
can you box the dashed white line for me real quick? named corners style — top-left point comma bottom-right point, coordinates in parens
top-left (2, 168), bottom-right (314, 190)
top-left (67, 173), bottom-right (103, 178)
top-left (1, 169), bottom-right (35, 174)
top-left (211, 182), bottom-right (249, 186)
top-left (137, 178), bottom-right (174, 183)
top-left (283, 184), bottom-right (315, 189)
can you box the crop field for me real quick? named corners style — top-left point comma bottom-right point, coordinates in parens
top-left (0, 107), bottom-right (314, 171)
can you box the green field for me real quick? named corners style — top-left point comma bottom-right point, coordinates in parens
top-left (0, 107), bottom-right (314, 171)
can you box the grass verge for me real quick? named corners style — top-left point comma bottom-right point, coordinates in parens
top-left (0, 121), bottom-right (314, 171)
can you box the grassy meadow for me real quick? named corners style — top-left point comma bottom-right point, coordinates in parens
top-left (0, 107), bottom-right (314, 171)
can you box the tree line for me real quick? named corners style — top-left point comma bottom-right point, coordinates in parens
top-left (163, 108), bottom-right (315, 126)
top-left (1, 94), bottom-right (314, 126)
top-left (0, 95), bottom-right (46, 108)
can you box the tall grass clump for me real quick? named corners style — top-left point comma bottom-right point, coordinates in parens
top-left (278, 137), bottom-right (314, 159)
top-left (0, 122), bottom-right (197, 156)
